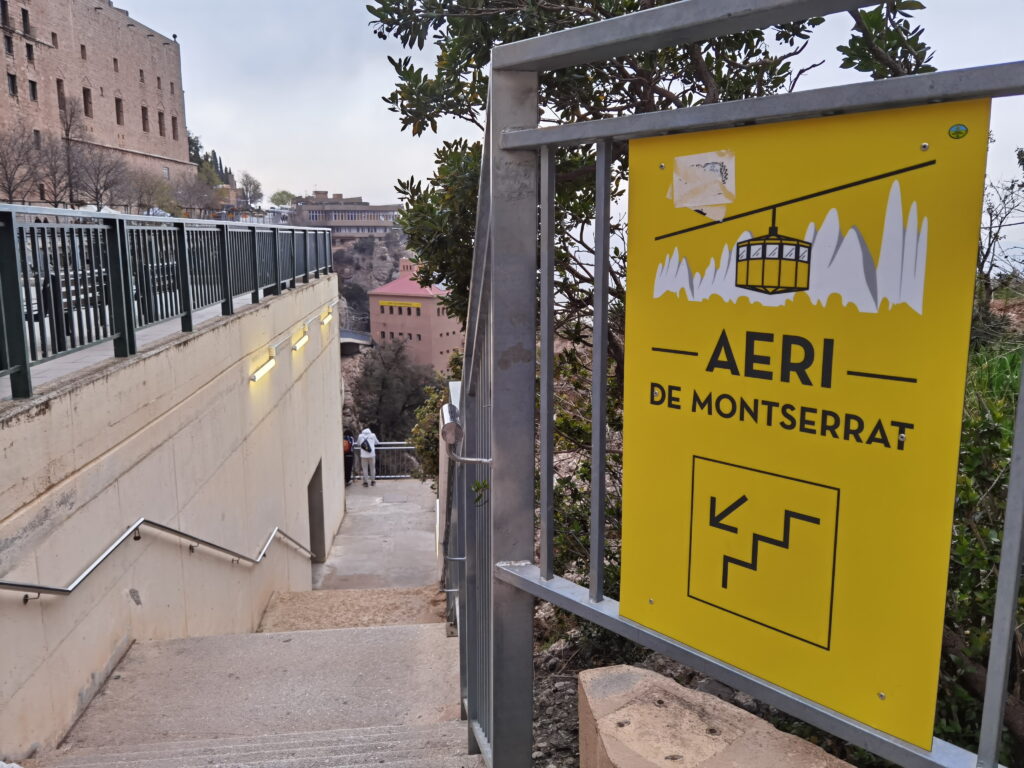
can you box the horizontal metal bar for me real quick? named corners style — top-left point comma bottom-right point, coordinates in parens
top-left (495, 562), bottom-right (1000, 768)
top-left (491, 0), bottom-right (875, 72)
top-left (0, 517), bottom-right (313, 599)
top-left (501, 61), bottom-right (1024, 149)
top-left (0, 204), bottom-right (329, 234)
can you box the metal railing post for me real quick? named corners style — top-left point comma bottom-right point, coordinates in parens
top-left (218, 224), bottom-right (233, 315)
top-left (302, 231), bottom-right (310, 284)
top-left (976, 355), bottom-right (1024, 766)
top-left (107, 217), bottom-right (136, 355)
top-left (0, 210), bottom-right (32, 397)
top-left (250, 226), bottom-right (260, 303)
top-left (174, 221), bottom-right (194, 332)
top-left (290, 230), bottom-right (298, 288)
top-left (487, 68), bottom-right (539, 768)
top-left (270, 229), bottom-right (281, 295)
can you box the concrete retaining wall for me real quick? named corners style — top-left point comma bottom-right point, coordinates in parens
top-left (0, 277), bottom-right (345, 761)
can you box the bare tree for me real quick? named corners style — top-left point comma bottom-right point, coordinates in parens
top-left (76, 143), bottom-right (128, 209)
top-left (238, 171), bottom-right (263, 209)
top-left (0, 122), bottom-right (38, 203)
top-left (978, 178), bottom-right (1024, 312)
top-left (59, 96), bottom-right (86, 203)
top-left (174, 172), bottom-right (223, 218)
top-left (36, 133), bottom-right (72, 206)
top-left (116, 169), bottom-right (173, 214)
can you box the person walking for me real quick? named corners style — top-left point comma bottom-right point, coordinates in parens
top-left (342, 431), bottom-right (355, 486)
top-left (357, 426), bottom-right (379, 487)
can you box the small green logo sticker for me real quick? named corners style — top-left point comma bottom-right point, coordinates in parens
top-left (949, 124), bottom-right (968, 139)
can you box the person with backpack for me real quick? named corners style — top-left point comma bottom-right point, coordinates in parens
top-left (357, 427), bottom-right (379, 487)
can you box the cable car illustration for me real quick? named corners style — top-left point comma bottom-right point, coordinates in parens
top-left (735, 208), bottom-right (811, 294)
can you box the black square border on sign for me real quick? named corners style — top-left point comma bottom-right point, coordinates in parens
top-left (686, 455), bottom-right (841, 651)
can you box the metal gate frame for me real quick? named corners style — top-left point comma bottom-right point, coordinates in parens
top-left (448, 2), bottom-right (1024, 767)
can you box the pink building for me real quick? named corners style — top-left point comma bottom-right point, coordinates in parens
top-left (368, 259), bottom-right (465, 372)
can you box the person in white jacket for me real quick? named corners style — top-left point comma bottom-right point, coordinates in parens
top-left (357, 427), bottom-right (379, 487)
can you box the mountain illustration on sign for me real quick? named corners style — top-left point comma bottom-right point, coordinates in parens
top-left (653, 172), bottom-right (930, 314)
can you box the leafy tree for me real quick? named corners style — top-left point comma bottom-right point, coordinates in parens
top-left (409, 350), bottom-right (462, 483)
top-left (270, 189), bottom-right (296, 207)
top-left (351, 340), bottom-right (437, 439)
top-left (187, 130), bottom-right (203, 164)
top-left (239, 171), bottom-right (263, 209)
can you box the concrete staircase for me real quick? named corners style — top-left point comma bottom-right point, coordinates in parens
top-left (28, 623), bottom-right (480, 768)
top-left (30, 722), bottom-right (481, 767)
top-left (26, 483), bottom-right (480, 768)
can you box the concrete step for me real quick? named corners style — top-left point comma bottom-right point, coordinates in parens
top-left (38, 721), bottom-right (470, 767)
top-left (258, 586), bottom-right (445, 632)
top-left (55, 624), bottom-right (461, 752)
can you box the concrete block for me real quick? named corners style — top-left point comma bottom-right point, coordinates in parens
top-left (578, 665), bottom-right (852, 768)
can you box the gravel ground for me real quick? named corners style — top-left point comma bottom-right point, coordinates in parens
top-left (258, 586), bottom-right (446, 632)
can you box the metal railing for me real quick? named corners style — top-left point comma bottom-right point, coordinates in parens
top-left (361, 442), bottom-right (418, 480)
top-left (0, 517), bottom-right (313, 603)
top-left (0, 205), bottom-right (331, 399)
top-left (445, 3), bottom-right (1024, 768)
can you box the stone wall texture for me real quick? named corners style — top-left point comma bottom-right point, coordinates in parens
top-left (1, 0), bottom-right (193, 183)
top-left (0, 276), bottom-right (345, 761)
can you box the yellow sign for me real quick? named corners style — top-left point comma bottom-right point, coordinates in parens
top-left (620, 100), bottom-right (991, 749)
top-left (380, 301), bottom-right (422, 308)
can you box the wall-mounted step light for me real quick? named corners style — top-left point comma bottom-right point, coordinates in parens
top-left (321, 310), bottom-right (333, 327)
top-left (249, 350), bottom-right (277, 383)
top-left (292, 329), bottom-right (309, 352)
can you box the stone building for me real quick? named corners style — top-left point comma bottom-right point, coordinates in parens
top-left (292, 191), bottom-right (401, 250)
top-left (1, 0), bottom-right (192, 187)
top-left (368, 259), bottom-right (464, 372)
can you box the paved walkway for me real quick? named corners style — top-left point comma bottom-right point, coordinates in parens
top-left (314, 479), bottom-right (440, 590)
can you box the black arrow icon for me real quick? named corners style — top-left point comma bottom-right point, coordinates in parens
top-left (710, 495), bottom-right (748, 533)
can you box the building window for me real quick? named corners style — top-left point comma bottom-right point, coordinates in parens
top-left (389, 332), bottom-right (394, 339)
top-left (162, 167), bottom-right (169, 180)
top-left (6, 72), bottom-right (16, 97)
top-left (388, 306), bottom-right (393, 315)
top-left (82, 87), bottom-right (92, 117)
top-left (38, 183), bottom-right (44, 200)
top-left (379, 306), bottom-right (384, 314)
top-left (25, 42), bottom-right (32, 62)
top-left (0, 1), bottom-right (8, 27)
top-left (3, 35), bottom-right (11, 56)
top-left (416, 307), bottom-right (421, 316)
top-left (113, 57), bottom-right (118, 72)
top-left (20, 7), bottom-right (29, 35)
top-left (80, 44), bottom-right (87, 60)
top-left (141, 105), bottom-right (149, 132)
top-left (115, 97), bottom-right (123, 125)
top-left (416, 334), bottom-right (421, 341)
top-left (32, 129), bottom-right (40, 148)
top-left (139, 68), bottom-right (144, 83)
top-left (157, 76), bottom-right (161, 89)
top-left (170, 81), bottom-right (175, 94)
top-left (380, 331), bottom-right (385, 339)
top-left (157, 111), bottom-right (165, 136)
top-left (171, 115), bottom-right (178, 140)
top-left (51, 32), bottom-right (58, 48)
top-left (56, 78), bottom-right (64, 110)
top-left (28, 79), bottom-right (36, 101)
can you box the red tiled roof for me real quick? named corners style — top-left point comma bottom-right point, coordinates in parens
top-left (368, 271), bottom-right (448, 298)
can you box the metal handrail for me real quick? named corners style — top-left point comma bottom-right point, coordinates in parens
top-left (0, 517), bottom-right (313, 602)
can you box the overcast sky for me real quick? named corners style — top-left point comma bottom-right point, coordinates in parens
top-left (114, 2), bottom-right (1023, 204)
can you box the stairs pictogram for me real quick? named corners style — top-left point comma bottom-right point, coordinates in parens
top-left (722, 509), bottom-right (821, 588)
